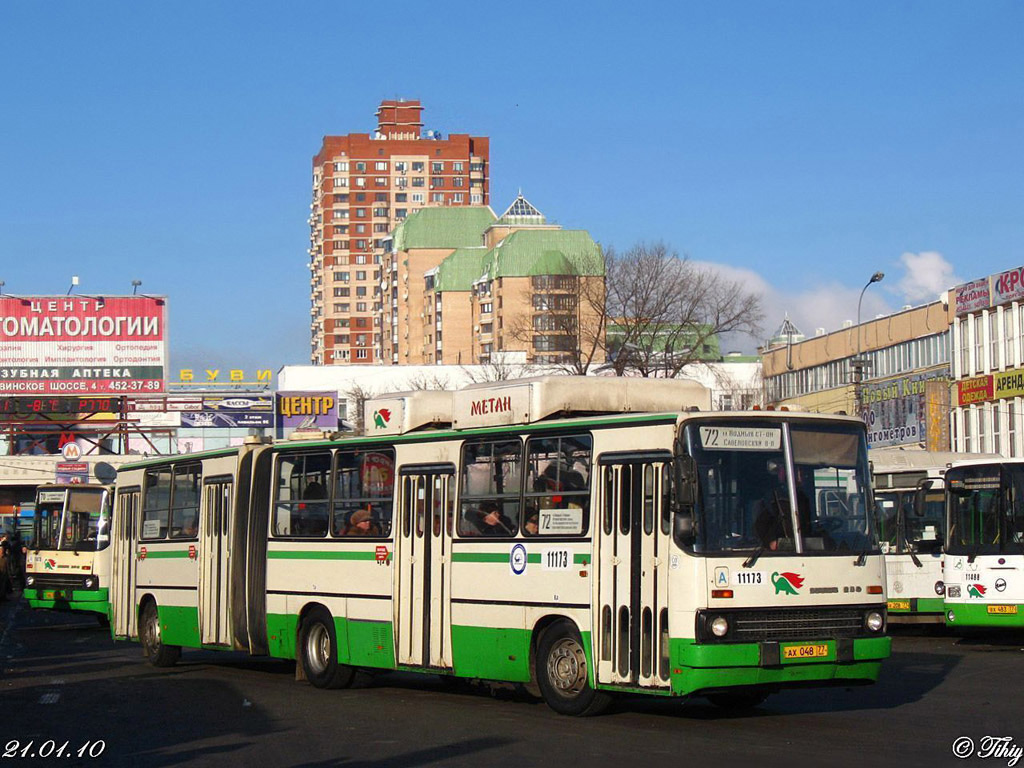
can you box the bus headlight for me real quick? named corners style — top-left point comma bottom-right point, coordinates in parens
top-left (934, 581), bottom-right (945, 596)
top-left (710, 616), bottom-right (729, 637)
top-left (947, 610), bottom-right (956, 623)
top-left (25, 575), bottom-right (34, 587)
top-left (84, 577), bottom-right (96, 589)
top-left (864, 611), bottom-right (884, 632)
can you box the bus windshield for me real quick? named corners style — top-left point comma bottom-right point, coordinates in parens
top-left (875, 487), bottom-right (945, 555)
top-left (683, 419), bottom-right (877, 555)
top-left (34, 489), bottom-right (110, 552)
top-left (946, 464), bottom-right (1024, 556)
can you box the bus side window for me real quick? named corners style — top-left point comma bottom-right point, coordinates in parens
top-left (142, 468), bottom-right (172, 540)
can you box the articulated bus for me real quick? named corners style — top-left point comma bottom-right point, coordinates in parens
top-left (943, 458), bottom-right (1024, 629)
top-left (24, 484), bottom-right (114, 623)
top-left (109, 377), bottom-right (889, 715)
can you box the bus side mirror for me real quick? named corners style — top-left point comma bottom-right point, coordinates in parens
top-left (675, 513), bottom-right (695, 543)
top-left (674, 453), bottom-right (698, 507)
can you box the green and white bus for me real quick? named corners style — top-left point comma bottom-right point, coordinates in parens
top-left (109, 377), bottom-right (890, 715)
top-left (943, 458), bottom-right (1024, 628)
top-left (24, 484), bottom-right (114, 623)
top-left (871, 451), bottom-right (955, 623)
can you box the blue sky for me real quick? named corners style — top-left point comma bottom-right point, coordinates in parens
top-left (1, 1), bottom-right (1021, 370)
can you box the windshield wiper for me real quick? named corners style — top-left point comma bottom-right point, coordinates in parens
top-left (854, 550), bottom-right (868, 566)
top-left (743, 548), bottom-right (764, 568)
top-left (909, 551), bottom-right (923, 568)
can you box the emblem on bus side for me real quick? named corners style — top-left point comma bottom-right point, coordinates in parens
top-left (772, 572), bottom-right (804, 595)
top-left (967, 584), bottom-right (987, 598)
top-left (510, 543), bottom-right (527, 575)
top-left (373, 409), bottom-right (391, 429)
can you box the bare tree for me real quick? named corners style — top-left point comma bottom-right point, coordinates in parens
top-left (461, 354), bottom-right (533, 383)
top-left (342, 382), bottom-right (378, 433)
top-left (605, 243), bottom-right (763, 377)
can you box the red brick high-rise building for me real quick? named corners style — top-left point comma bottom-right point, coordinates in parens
top-left (309, 100), bottom-right (490, 364)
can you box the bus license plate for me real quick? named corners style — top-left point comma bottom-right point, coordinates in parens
top-left (888, 600), bottom-right (911, 611)
top-left (987, 605), bottom-right (1018, 615)
top-left (783, 643), bottom-right (828, 660)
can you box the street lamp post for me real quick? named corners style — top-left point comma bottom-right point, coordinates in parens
top-left (853, 271), bottom-right (885, 418)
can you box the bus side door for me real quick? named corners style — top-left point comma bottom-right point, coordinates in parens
top-left (112, 488), bottom-right (141, 640)
top-left (199, 479), bottom-right (233, 646)
top-left (596, 454), bottom-right (672, 690)
top-left (394, 464), bottom-right (455, 670)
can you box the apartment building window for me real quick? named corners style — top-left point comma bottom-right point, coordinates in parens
top-left (452, 177), bottom-right (464, 187)
top-left (395, 209), bottom-right (407, 219)
top-left (480, 302), bottom-right (492, 314)
top-left (375, 161), bottom-right (388, 171)
top-left (431, 162), bottom-right (443, 173)
top-left (1010, 401), bottom-right (1018, 457)
top-left (430, 177), bottom-right (444, 188)
top-left (452, 193), bottom-right (464, 203)
top-left (412, 177), bottom-right (425, 187)
top-left (356, 270), bottom-right (367, 280)
top-left (375, 177), bottom-right (387, 186)
top-left (431, 193), bottom-right (444, 203)
top-left (334, 161), bottom-right (349, 172)
top-left (331, 210), bottom-right (347, 220)
top-left (373, 207), bottom-right (388, 217)
top-left (355, 177), bottom-right (366, 188)
top-left (394, 193), bottom-right (407, 203)
top-left (334, 240), bottom-right (349, 251)
top-left (355, 224), bottom-right (366, 234)
top-left (355, 254), bottom-right (368, 264)
top-left (356, 240), bottom-right (367, 250)
top-left (471, 194), bottom-right (483, 204)
top-left (374, 223), bottom-right (388, 233)
top-left (412, 193), bottom-right (424, 204)
top-left (395, 161), bottom-right (407, 172)
top-left (356, 302), bottom-right (367, 312)
top-left (994, 404), bottom-right (1003, 455)
top-left (333, 288), bottom-right (350, 297)
top-left (395, 177), bottom-right (408, 188)
top-left (356, 349), bottom-right (368, 360)
top-left (453, 161), bottom-right (463, 172)
top-left (470, 162), bottom-right (484, 173)
top-left (480, 323), bottom-right (493, 335)
top-left (355, 162), bottom-right (366, 172)
top-left (332, 304), bottom-right (346, 313)
top-left (355, 193), bottom-right (366, 202)
top-left (355, 208), bottom-right (366, 218)
top-left (333, 271), bottom-right (349, 281)
top-left (356, 286), bottom-right (367, 297)
top-left (333, 194), bottom-right (348, 204)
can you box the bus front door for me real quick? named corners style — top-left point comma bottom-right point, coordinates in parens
top-left (111, 489), bottom-right (140, 640)
top-left (395, 465), bottom-right (454, 670)
top-left (596, 457), bottom-right (672, 690)
top-left (199, 480), bottom-right (233, 646)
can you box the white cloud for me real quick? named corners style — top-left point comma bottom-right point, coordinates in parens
top-left (896, 251), bottom-right (960, 305)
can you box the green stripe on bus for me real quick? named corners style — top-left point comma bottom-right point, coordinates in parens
top-left (268, 550), bottom-right (385, 561)
top-left (452, 552), bottom-right (590, 564)
top-left (140, 550), bottom-right (193, 559)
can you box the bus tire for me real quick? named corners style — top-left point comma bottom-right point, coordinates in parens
top-left (299, 607), bottom-right (355, 690)
top-left (140, 601), bottom-right (181, 668)
top-left (536, 621), bottom-right (611, 716)
top-left (706, 691), bottom-right (769, 710)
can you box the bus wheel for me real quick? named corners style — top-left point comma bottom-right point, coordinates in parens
top-left (706, 691), bottom-right (769, 710)
top-left (300, 607), bottom-right (355, 690)
top-left (140, 601), bottom-right (181, 668)
top-left (536, 622), bottom-right (611, 716)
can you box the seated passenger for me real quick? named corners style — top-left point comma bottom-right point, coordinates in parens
top-left (342, 508), bottom-right (381, 537)
top-left (468, 501), bottom-right (515, 536)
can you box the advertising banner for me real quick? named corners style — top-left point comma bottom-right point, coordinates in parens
top-left (957, 375), bottom-right (994, 406)
top-left (0, 296), bottom-right (168, 394)
top-left (181, 411), bottom-right (274, 428)
top-left (954, 278), bottom-right (991, 316)
top-left (277, 391), bottom-right (338, 429)
top-left (925, 380), bottom-right (951, 451)
top-left (864, 369), bottom-right (950, 448)
top-left (992, 266), bottom-right (1024, 306)
top-left (993, 368), bottom-right (1024, 400)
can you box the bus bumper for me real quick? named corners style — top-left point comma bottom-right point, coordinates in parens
top-left (669, 636), bottom-right (891, 696)
top-left (24, 587), bottom-right (109, 617)
top-left (945, 603), bottom-right (1024, 628)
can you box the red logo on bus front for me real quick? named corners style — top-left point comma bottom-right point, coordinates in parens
top-left (139, 547), bottom-right (147, 561)
top-left (188, 545), bottom-right (197, 560)
top-left (375, 546), bottom-right (389, 565)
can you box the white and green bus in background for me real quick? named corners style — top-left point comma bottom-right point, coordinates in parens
top-left (871, 451), bottom-right (958, 623)
top-left (24, 484), bottom-right (114, 623)
top-left (943, 458), bottom-right (1024, 629)
top-left (109, 377), bottom-right (889, 715)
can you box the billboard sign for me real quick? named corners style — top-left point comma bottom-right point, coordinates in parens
top-left (864, 369), bottom-right (950, 448)
top-left (992, 266), bottom-right (1024, 306)
top-left (0, 296), bottom-right (167, 395)
top-left (277, 391), bottom-right (338, 429)
top-left (954, 278), bottom-right (991, 316)
top-left (181, 411), bottom-right (274, 428)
